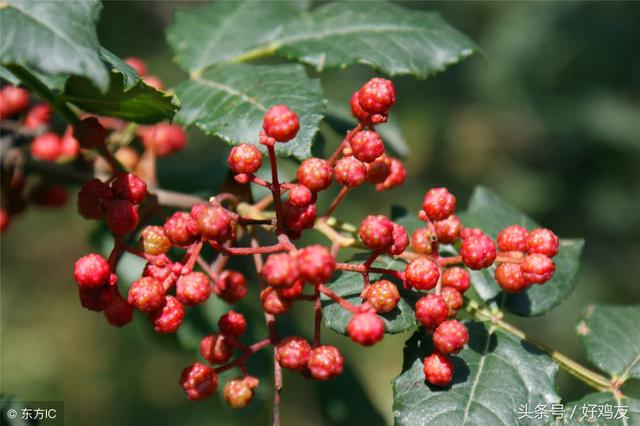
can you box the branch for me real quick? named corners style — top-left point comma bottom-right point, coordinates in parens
top-left (464, 299), bottom-right (614, 393)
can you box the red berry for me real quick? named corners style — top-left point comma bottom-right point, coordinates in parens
top-left (218, 310), bottom-right (247, 337)
top-left (77, 178), bottom-right (112, 220)
top-left (149, 295), bottom-right (184, 333)
top-left (228, 144), bottom-right (263, 175)
top-left (441, 267), bottom-right (470, 293)
top-left (30, 132), bottom-right (62, 161)
top-left (297, 245), bottom-right (335, 283)
top-left (180, 362), bottom-right (217, 401)
top-left (364, 279), bottom-right (400, 313)
top-left (189, 203), bottom-right (207, 222)
top-left (261, 253), bottom-right (299, 287)
top-left (139, 123), bottom-right (186, 156)
top-left (527, 228), bottom-right (559, 258)
top-left (358, 215), bottom-right (394, 250)
top-left (422, 188), bottom-right (456, 221)
top-left (163, 212), bottom-right (199, 246)
top-left (411, 228), bottom-right (434, 255)
top-left (497, 225), bottom-right (529, 252)
top-left (128, 276), bottom-right (165, 312)
top-left (0, 84), bottom-right (29, 118)
top-left (176, 272), bottom-right (211, 306)
top-left (104, 293), bottom-right (134, 327)
top-left (307, 345), bottom-right (344, 381)
top-left (276, 336), bottom-right (312, 371)
top-left (78, 286), bottom-right (116, 312)
top-left (357, 78), bottom-right (396, 114)
top-left (433, 214), bottom-right (462, 244)
top-left (297, 158), bottom-right (332, 192)
top-left (334, 156), bottom-right (367, 187)
top-left (196, 205), bottom-right (234, 242)
top-left (144, 75), bottom-right (164, 90)
top-left (521, 254), bottom-right (555, 284)
top-left (415, 294), bottom-right (448, 330)
top-left (347, 312), bottom-right (385, 346)
top-left (111, 173), bottom-right (147, 204)
top-left (495, 263), bottom-right (529, 293)
top-left (433, 320), bottom-right (469, 354)
top-left (23, 103), bottom-right (51, 129)
top-left (284, 201), bottom-right (317, 235)
top-left (263, 105), bottom-right (299, 142)
top-left (124, 57), bottom-right (147, 76)
top-left (143, 261), bottom-right (172, 288)
top-left (375, 157), bottom-right (406, 191)
top-left (405, 257), bottom-right (440, 291)
top-left (224, 377), bottom-right (258, 409)
top-left (350, 130), bottom-right (384, 163)
top-left (105, 199), bottom-right (139, 235)
top-left (73, 116), bottom-right (107, 148)
top-left (350, 91), bottom-right (370, 122)
top-left (386, 223), bottom-right (409, 256)
top-left (366, 155), bottom-right (392, 184)
top-left (423, 352), bottom-right (453, 387)
top-left (200, 334), bottom-right (232, 365)
top-left (59, 127), bottom-right (80, 160)
top-left (260, 287), bottom-right (292, 316)
top-left (287, 184), bottom-right (314, 208)
top-left (460, 230), bottom-right (497, 270)
top-left (73, 253), bottom-right (111, 289)
top-left (214, 270), bottom-right (247, 303)
top-left (279, 279), bottom-right (304, 300)
top-left (0, 208), bottom-right (9, 233)
top-left (441, 287), bottom-right (463, 317)
top-left (141, 226), bottom-right (171, 255)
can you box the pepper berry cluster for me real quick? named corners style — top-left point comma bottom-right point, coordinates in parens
top-left (65, 77), bottom-right (560, 408)
top-left (0, 59), bottom-right (187, 233)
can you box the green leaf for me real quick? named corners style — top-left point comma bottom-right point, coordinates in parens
top-left (100, 48), bottom-right (140, 91)
top-left (61, 72), bottom-right (178, 124)
top-left (278, 2), bottom-right (476, 78)
top-left (560, 393), bottom-right (640, 425)
top-left (461, 186), bottom-right (584, 317)
top-left (577, 304), bottom-right (640, 381)
top-left (174, 63), bottom-right (326, 160)
top-left (0, 0), bottom-right (109, 92)
top-left (168, 2), bottom-right (475, 78)
top-left (324, 102), bottom-right (409, 159)
top-left (393, 322), bottom-right (560, 425)
top-left (167, 1), bottom-right (309, 74)
top-left (322, 255), bottom-right (417, 335)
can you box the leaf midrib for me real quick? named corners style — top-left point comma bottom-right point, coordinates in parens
top-left (461, 324), bottom-right (494, 425)
top-left (193, 77), bottom-right (267, 111)
top-left (207, 23), bottom-right (445, 74)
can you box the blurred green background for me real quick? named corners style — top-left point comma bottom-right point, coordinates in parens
top-left (2, 1), bottom-right (639, 425)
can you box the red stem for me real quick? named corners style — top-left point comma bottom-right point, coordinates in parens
top-left (214, 338), bottom-right (271, 374)
top-left (327, 122), bottom-right (365, 166)
top-left (321, 186), bottom-right (350, 219)
top-left (313, 285), bottom-right (322, 347)
top-left (247, 174), bottom-right (272, 189)
top-left (208, 239), bottom-right (290, 256)
top-left (181, 240), bottom-right (203, 275)
top-left (335, 262), bottom-right (404, 280)
top-left (267, 145), bottom-right (285, 234)
top-left (318, 284), bottom-right (359, 314)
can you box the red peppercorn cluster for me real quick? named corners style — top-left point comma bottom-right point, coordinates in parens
top-left (408, 186), bottom-right (559, 387)
top-left (493, 226), bottom-right (559, 292)
top-left (0, 64), bottom-right (187, 233)
top-left (60, 78), bottom-right (563, 408)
